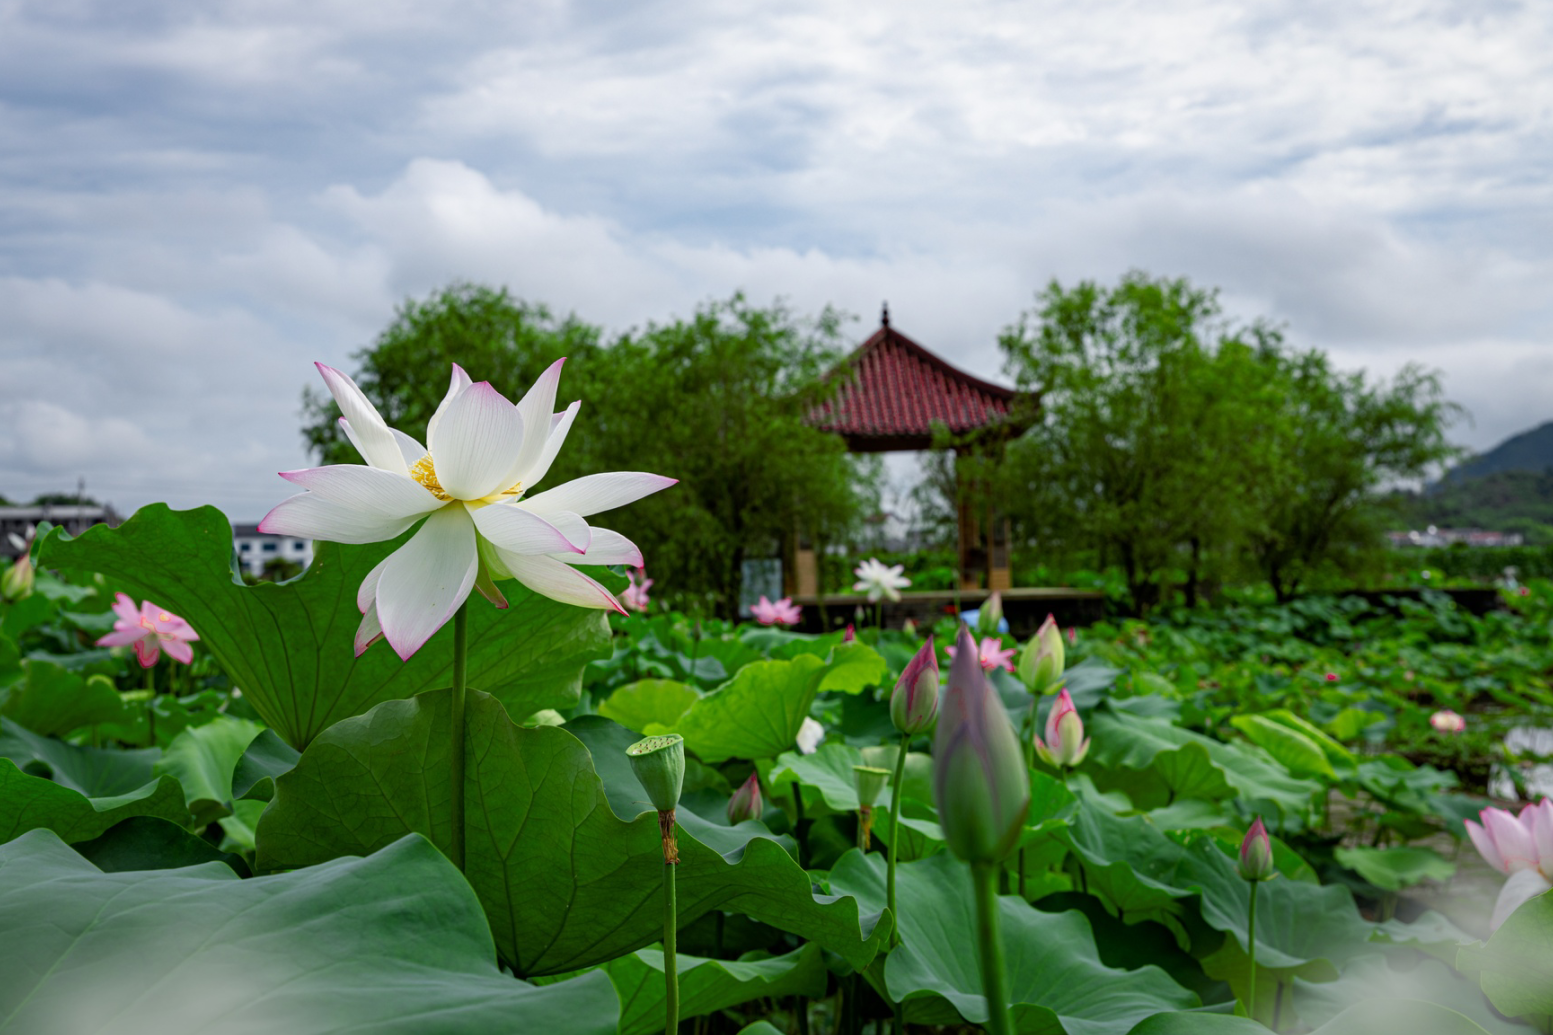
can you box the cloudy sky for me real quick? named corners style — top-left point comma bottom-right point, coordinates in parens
top-left (2, 0), bottom-right (1550, 520)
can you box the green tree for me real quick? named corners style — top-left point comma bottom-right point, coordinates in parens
top-left (581, 295), bottom-right (878, 617)
top-left (300, 285), bottom-right (874, 617)
top-left (997, 272), bottom-right (1269, 612)
top-left (1243, 343), bottom-right (1461, 600)
top-left (301, 283), bottom-right (601, 466)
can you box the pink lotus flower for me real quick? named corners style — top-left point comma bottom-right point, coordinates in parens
top-left (1466, 800), bottom-right (1553, 930)
top-left (1429, 709), bottom-right (1466, 733)
top-left (260, 361), bottom-right (676, 660)
top-left (752, 595), bottom-right (801, 626)
top-left (1237, 816), bottom-right (1275, 882)
top-left (947, 634), bottom-right (1016, 672)
top-left (1324, 673), bottom-right (1339, 682)
top-left (1034, 688), bottom-right (1090, 768)
top-left (96, 592), bottom-right (199, 667)
top-left (621, 568), bottom-right (652, 612)
top-left (843, 624), bottom-right (856, 643)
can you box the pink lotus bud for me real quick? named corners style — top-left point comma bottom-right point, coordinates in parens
top-left (1018, 613), bottom-right (1065, 694)
top-left (932, 626), bottom-right (1030, 864)
top-left (1033, 688), bottom-right (1089, 768)
top-left (727, 772), bottom-right (763, 824)
top-left (1324, 672), bottom-right (1339, 683)
top-left (891, 634), bottom-right (939, 735)
top-left (1238, 817), bottom-right (1275, 882)
top-left (1429, 709), bottom-right (1466, 734)
top-left (843, 624), bottom-right (856, 643)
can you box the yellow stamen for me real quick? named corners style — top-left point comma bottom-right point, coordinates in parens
top-left (410, 455), bottom-right (453, 502)
top-left (158, 612), bottom-right (171, 622)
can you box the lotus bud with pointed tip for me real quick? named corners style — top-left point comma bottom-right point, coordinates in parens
top-left (1238, 816), bottom-right (1275, 882)
top-left (0, 553), bottom-right (33, 602)
top-left (891, 634), bottom-right (940, 735)
top-left (932, 626), bottom-right (1031, 864)
top-left (1018, 613), bottom-right (1065, 694)
top-left (727, 772), bottom-right (763, 824)
top-left (627, 734), bottom-right (685, 813)
top-left (976, 592), bottom-right (1005, 636)
top-left (1034, 688), bottom-right (1090, 769)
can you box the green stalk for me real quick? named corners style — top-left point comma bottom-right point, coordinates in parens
top-left (449, 603), bottom-right (469, 871)
top-left (1247, 878), bottom-right (1259, 1023)
top-left (971, 861), bottom-right (1015, 1035)
top-left (886, 732), bottom-right (909, 945)
top-left (144, 664), bottom-right (156, 747)
top-left (664, 851), bottom-right (679, 1034)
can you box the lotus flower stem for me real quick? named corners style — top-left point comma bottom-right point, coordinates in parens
top-left (144, 664), bottom-right (156, 746)
top-left (886, 732), bottom-right (909, 945)
top-left (971, 860), bottom-right (1015, 1035)
top-left (1247, 879), bottom-right (1258, 1023)
top-left (448, 602), bottom-right (468, 871)
top-left (663, 838), bottom-right (679, 1034)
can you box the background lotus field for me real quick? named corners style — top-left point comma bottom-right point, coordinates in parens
top-left (3, 506), bottom-right (1553, 1034)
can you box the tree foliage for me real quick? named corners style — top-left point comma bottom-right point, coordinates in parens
top-left (299, 285), bottom-right (875, 617)
top-left (998, 272), bottom-right (1460, 610)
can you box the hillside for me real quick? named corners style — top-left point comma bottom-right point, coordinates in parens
top-left (1450, 420), bottom-right (1553, 480)
top-left (1393, 469), bottom-right (1553, 543)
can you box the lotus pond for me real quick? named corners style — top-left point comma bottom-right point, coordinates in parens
top-left (3, 505), bottom-right (1553, 1034)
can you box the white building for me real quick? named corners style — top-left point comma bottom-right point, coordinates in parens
top-left (1, 503), bottom-right (121, 558)
top-left (232, 523), bottom-right (313, 577)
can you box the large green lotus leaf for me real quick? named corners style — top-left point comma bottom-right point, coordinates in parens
top-left (1229, 714), bottom-right (1336, 780)
top-left (1087, 710), bottom-right (1321, 826)
top-left (653, 644), bottom-right (889, 762)
top-left (73, 815), bottom-right (249, 875)
top-left (1052, 804), bottom-right (1199, 932)
top-left (232, 728), bottom-right (302, 802)
top-left (590, 944), bottom-right (826, 1035)
top-left (1294, 956), bottom-right (1525, 1035)
top-left (256, 689), bottom-right (889, 977)
top-left (1088, 741), bottom-right (1235, 809)
top-left (0, 659), bottom-right (126, 736)
top-left (1458, 885), bottom-right (1553, 1022)
top-left (38, 505), bottom-right (613, 748)
top-left (1333, 845), bottom-right (1455, 892)
top-left (0, 828), bottom-right (618, 1034)
top-left (1124, 1015), bottom-right (1262, 1034)
top-left (768, 742), bottom-right (879, 813)
top-left (0, 716), bottom-right (160, 796)
top-left (829, 850), bottom-right (1199, 1033)
top-left (1128, 1002), bottom-right (1493, 1035)
top-left (154, 715), bottom-right (265, 817)
top-left (0, 756), bottom-right (188, 845)
top-left (599, 678), bottom-right (700, 733)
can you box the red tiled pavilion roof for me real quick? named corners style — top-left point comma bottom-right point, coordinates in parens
top-left (806, 311), bottom-right (1033, 452)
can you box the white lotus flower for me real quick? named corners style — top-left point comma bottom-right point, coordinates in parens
top-left (261, 360), bottom-right (676, 660)
top-left (852, 557), bottom-right (911, 603)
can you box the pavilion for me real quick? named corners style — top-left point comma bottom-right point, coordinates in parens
top-left (789, 306), bottom-right (1050, 615)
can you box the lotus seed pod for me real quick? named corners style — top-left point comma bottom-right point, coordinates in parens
top-left (626, 734), bottom-right (685, 812)
top-left (933, 625), bottom-right (1031, 864)
top-left (891, 634), bottom-right (940, 735)
top-left (1238, 816), bottom-right (1275, 882)
top-left (727, 772), bottom-right (763, 824)
top-left (853, 765), bottom-right (891, 808)
top-left (1017, 613), bottom-right (1065, 694)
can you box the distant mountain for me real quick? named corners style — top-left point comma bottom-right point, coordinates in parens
top-left (1391, 420), bottom-right (1553, 544)
top-left (1450, 420), bottom-right (1553, 481)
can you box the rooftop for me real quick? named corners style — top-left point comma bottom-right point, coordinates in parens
top-left (805, 307), bottom-right (1034, 451)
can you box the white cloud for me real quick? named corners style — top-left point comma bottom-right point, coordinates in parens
top-left (0, 0), bottom-right (1550, 520)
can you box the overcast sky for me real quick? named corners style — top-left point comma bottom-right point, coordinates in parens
top-left (2, 0), bottom-right (1550, 520)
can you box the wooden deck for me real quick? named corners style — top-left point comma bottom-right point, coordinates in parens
top-left (788, 586), bottom-right (1107, 636)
